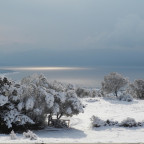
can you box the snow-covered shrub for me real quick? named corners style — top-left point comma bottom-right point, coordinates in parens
top-left (76, 88), bottom-right (90, 97)
top-left (101, 72), bottom-right (128, 97)
top-left (105, 119), bottom-right (118, 126)
top-left (76, 87), bottom-right (97, 98)
top-left (90, 116), bottom-right (118, 128)
top-left (118, 93), bottom-right (133, 102)
top-left (10, 130), bottom-right (17, 140)
top-left (23, 130), bottom-right (37, 140)
top-left (128, 79), bottom-right (144, 99)
top-left (91, 116), bottom-right (143, 128)
top-left (90, 116), bottom-right (106, 127)
top-left (119, 118), bottom-right (142, 127)
top-left (96, 89), bottom-right (104, 97)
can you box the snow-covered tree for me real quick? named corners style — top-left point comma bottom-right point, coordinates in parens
top-left (0, 76), bottom-right (34, 131)
top-left (128, 79), bottom-right (144, 99)
top-left (101, 72), bottom-right (128, 97)
top-left (20, 74), bottom-right (84, 127)
top-left (0, 74), bottom-right (84, 130)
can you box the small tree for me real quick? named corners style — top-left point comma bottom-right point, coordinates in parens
top-left (101, 72), bottom-right (128, 97)
top-left (128, 79), bottom-right (144, 99)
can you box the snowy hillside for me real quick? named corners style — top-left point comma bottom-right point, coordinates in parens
top-left (0, 97), bottom-right (144, 143)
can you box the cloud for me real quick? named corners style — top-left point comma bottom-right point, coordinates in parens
top-left (0, 0), bottom-right (144, 67)
top-left (81, 14), bottom-right (144, 50)
top-left (0, 26), bottom-right (34, 44)
top-left (0, 25), bottom-right (37, 53)
top-left (106, 14), bottom-right (144, 48)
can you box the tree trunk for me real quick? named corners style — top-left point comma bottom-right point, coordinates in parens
top-left (48, 114), bottom-right (52, 126)
top-left (57, 113), bottom-right (63, 120)
top-left (57, 114), bottom-right (59, 119)
top-left (115, 91), bottom-right (118, 97)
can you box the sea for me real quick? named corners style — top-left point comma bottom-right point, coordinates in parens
top-left (0, 66), bottom-right (144, 88)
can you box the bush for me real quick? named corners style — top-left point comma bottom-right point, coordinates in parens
top-left (76, 87), bottom-right (97, 98)
top-left (105, 119), bottom-right (118, 126)
top-left (118, 93), bottom-right (133, 102)
top-left (90, 116), bottom-right (106, 127)
top-left (119, 118), bottom-right (142, 127)
top-left (91, 116), bottom-right (143, 128)
top-left (10, 130), bottom-right (17, 140)
top-left (90, 116), bottom-right (118, 128)
top-left (23, 130), bottom-right (38, 140)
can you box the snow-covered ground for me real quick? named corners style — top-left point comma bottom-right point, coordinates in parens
top-left (1, 97), bottom-right (144, 143)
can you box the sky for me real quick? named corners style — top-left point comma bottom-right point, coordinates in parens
top-left (0, 0), bottom-right (144, 67)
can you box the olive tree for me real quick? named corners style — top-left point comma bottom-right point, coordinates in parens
top-left (0, 74), bottom-right (84, 130)
top-left (101, 72), bottom-right (128, 97)
top-left (20, 74), bottom-right (84, 127)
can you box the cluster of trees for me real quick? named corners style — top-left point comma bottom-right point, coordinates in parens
top-left (75, 72), bottom-right (144, 100)
top-left (101, 72), bottom-right (144, 100)
top-left (0, 74), bottom-right (84, 132)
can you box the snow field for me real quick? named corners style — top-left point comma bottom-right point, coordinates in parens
top-left (1, 97), bottom-right (144, 143)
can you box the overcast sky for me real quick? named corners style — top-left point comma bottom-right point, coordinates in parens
top-left (0, 0), bottom-right (144, 67)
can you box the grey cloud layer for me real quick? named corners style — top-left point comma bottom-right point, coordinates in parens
top-left (0, 0), bottom-right (144, 66)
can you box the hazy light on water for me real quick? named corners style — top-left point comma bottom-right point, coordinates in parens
top-left (2, 67), bottom-right (89, 71)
